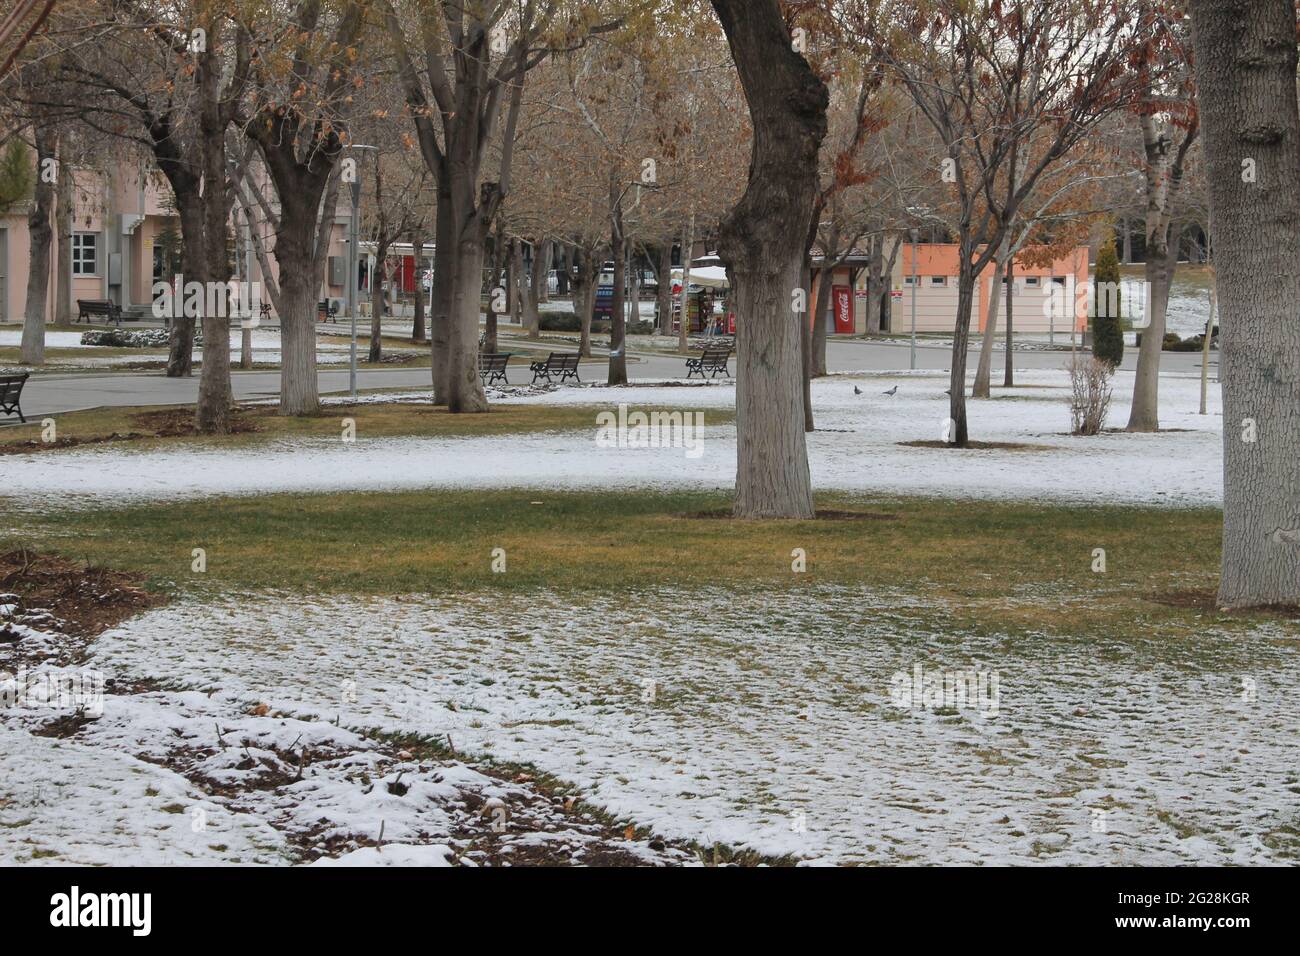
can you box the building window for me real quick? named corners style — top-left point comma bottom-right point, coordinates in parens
top-left (72, 233), bottom-right (98, 276)
top-left (929, 275), bottom-right (947, 287)
top-left (903, 276), bottom-right (917, 286)
top-left (1024, 276), bottom-right (1040, 287)
top-left (1050, 276), bottom-right (1067, 287)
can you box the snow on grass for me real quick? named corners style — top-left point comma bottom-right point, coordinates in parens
top-left (1, 622), bottom-right (693, 866)
top-left (1, 367), bottom-right (1222, 511)
top-left (0, 726), bottom-right (291, 865)
top-left (90, 587), bottom-right (1300, 865)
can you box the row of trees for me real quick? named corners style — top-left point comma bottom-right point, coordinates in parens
top-left (3, 0), bottom-right (1291, 607)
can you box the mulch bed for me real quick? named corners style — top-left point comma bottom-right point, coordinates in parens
top-left (0, 409), bottom-right (261, 454)
top-left (682, 509), bottom-right (897, 521)
top-left (0, 548), bottom-right (159, 639)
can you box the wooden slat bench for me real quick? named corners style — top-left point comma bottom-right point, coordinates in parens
top-left (478, 353), bottom-right (511, 386)
top-left (529, 352), bottom-right (581, 384)
top-left (686, 345), bottom-right (732, 379)
top-left (0, 373), bottom-right (30, 423)
top-left (76, 299), bottom-right (126, 326)
top-left (317, 300), bottom-right (338, 323)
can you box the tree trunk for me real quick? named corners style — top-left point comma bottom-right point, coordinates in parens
top-left (275, 192), bottom-right (321, 417)
top-left (948, 254), bottom-right (976, 446)
top-left (1126, 241), bottom-right (1177, 430)
top-left (801, 258), bottom-right (815, 431)
top-left (655, 243), bottom-right (672, 335)
top-left (446, 224), bottom-right (489, 413)
top-left (678, 213), bottom-right (694, 352)
top-left (972, 241), bottom-right (1008, 399)
top-left (1003, 257), bottom-right (1014, 387)
top-left (429, 183), bottom-right (454, 403)
top-left (811, 256), bottom-right (834, 378)
top-left (369, 249), bottom-right (386, 364)
top-left (865, 236), bottom-right (884, 335)
top-left (712, 0), bottom-right (827, 518)
top-left (608, 182), bottom-right (627, 386)
top-left (1190, 0), bottom-right (1300, 607)
top-left (411, 236), bottom-right (426, 342)
top-left (21, 126), bottom-right (56, 366)
top-left (54, 143), bottom-right (72, 326)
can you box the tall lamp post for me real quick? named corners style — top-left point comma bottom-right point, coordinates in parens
top-left (344, 144), bottom-right (378, 400)
top-left (909, 227), bottom-right (919, 371)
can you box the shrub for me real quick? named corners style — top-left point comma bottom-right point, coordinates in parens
top-left (539, 312), bottom-right (581, 332)
top-left (80, 328), bottom-right (173, 348)
top-left (1068, 356), bottom-right (1114, 436)
top-left (1091, 239), bottom-right (1124, 367)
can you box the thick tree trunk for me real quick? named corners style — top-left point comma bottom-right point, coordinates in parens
top-left (677, 213), bottom-right (694, 353)
top-left (446, 233), bottom-right (489, 413)
top-left (972, 242), bottom-right (1008, 398)
top-left (865, 236), bottom-right (884, 335)
top-left (712, 0), bottom-right (827, 518)
top-left (1126, 243), bottom-right (1177, 431)
top-left (275, 208), bottom-right (320, 417)
top-left (1190, 0), bottom-right (1300, 607)
top-left (168, 201), bottom-right (204, 379)
top-left (801, 258), bottom-right (815, 431)
top-left (21, 127), bottom-right (56, 366)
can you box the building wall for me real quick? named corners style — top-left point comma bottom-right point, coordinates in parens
top-left (890, 243), bottom-right (1089, 335)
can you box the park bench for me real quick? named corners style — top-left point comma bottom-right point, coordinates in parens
top-left (0, 373), bottom-right (29, 423)
top-left (478, 353), bottom-right (511, 386)
top-left (686, 345), bottom-right (732, 379)
top-left (76, 299), bottom-right (126, 326)
top-left (529, 352), bottom-right (581, 384)
top-left (317, 300), bottom-right (338, 323)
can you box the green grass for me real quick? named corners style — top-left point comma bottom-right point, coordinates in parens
top-left (6, 488), bottom-right (1242, 637)
top-left (1, 400), bottom-right (732, 452)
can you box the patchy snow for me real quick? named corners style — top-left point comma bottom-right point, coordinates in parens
top-left (0, 727), bottom-right (292, 865)
top-left (88, 588), bottom-right (1300, 865)
top-left (0, 367), bottom-right (1223, 510)
top-left (0, 615), bottom-right (693, 866)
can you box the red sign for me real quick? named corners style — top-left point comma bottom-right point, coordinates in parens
top-left (833, 285), bottom-right (854, 334)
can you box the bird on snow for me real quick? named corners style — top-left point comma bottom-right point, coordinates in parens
top-left (853, 386), bottom-right (863, 395)
top-left (882, 385), bottom-right (898, 396)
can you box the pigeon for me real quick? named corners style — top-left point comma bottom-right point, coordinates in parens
top-left (853, 386), bottom-right (863, 395)
top-left (882, 385), bottom-right (898, 396)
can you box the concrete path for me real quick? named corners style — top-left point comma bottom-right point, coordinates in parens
top-left (7, 333), bottom-right (1214, 422)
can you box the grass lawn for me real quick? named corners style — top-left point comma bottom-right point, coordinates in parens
top-left (8, 487), bottom-right (1244, 639)
top-left (1, 399), bottom-right (732, 452)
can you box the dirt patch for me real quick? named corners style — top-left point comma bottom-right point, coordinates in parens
top-left (0, 409), bottom-right (261, 454)
top-left (0, 548), bottom-right (159, 640)
top-left (1150, 588), bottom-right (1300, 619)
top-left (898, 440), bottom-right (1055, 451)
top-left (129, 408), bottom-right (261, 437)
top-left (682, 509), bottom-right (897, 522)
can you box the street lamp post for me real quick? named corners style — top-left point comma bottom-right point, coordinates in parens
top-left (910, 227), bottom-right (919, 371)
top-left (344, 145), bottom-right (378, 400)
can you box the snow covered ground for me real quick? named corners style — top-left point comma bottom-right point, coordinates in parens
top-left (0, 610), bottom-right (691, 866)
top-left (0, 327), bottom-right (415, 368)
top-left (80, 587), bottom-right (1300, 865)
top-left (0, 367), bottom-right (1223, 511)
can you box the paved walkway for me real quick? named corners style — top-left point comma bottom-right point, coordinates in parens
top-left (8, 334), bottom-right (1212, 422)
